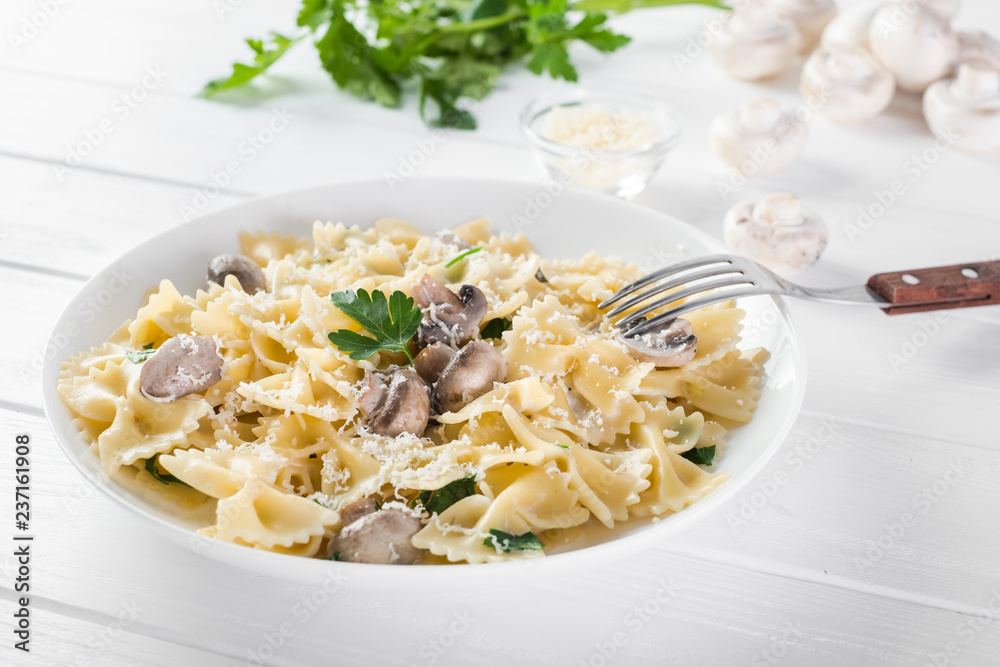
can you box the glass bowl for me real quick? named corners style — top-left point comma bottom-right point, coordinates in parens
top-left (519, 90), bottom-right (683, 199)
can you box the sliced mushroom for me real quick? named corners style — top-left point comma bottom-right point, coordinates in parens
top-left (139, 334), bottom-right (223, 402)
top-left (357, 370), bottom-right (388, 419)
top-left (368, 369), bottom-right (431, 437)
top-left (414, 343), bottom-right (457, 384)
top-left (339, 497), bottom-right (379, 527)
top-left (412, 275), bottom-right (488, 348)
top-left (207, 254), bottom-right (266, 294)
top-left (432, 340), bottom-right (507, 414)
top-left (618, 319), bottom-right (697, 368)
top-left (435, 231), bottom-right (471, 251)
top-left (329, 508), bottom-right (425, 564)
top-left (534, 268), bottom-right (549, 283)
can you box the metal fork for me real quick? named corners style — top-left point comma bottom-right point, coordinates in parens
top-left (599, 254), bottom-right (1000, 338)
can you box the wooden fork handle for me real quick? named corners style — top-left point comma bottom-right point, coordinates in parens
top-left (867, 260), bottom-right (1000, 315)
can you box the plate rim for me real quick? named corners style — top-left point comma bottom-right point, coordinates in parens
top-left (41, 176), bottom-right (807, 581)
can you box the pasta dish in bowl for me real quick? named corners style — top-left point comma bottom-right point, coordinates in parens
top-left (43, 179), bottom-right (804, 576)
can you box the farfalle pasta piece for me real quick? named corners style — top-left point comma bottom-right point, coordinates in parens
top-left (213, 479), bottom-right (339, 548)
top-left (158, 446), bottom-right (284, 498)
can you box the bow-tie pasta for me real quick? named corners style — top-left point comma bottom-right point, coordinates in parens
top-left (58, 218), bottom-right (767, 564)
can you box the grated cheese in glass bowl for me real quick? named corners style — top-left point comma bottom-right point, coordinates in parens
top-left (519, 90), bottom-right (683, 199)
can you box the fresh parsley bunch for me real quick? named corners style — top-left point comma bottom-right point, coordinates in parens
top-left (204, 0), bottom-right (727, 129)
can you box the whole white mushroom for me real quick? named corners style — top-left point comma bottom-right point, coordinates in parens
top-left (923, 63), bottom-right (1000, 155)
top-left (710, 99), bottom-right (809, 177)
top-left (801, 45), bottom-right (896, 122)
top-left (709, 0), bottom-right (801, 81)
top-left (958, 31), bottom-right (1000, 71)
top-left (723, 193), bottom-right (828, 274)
top-left (821, 0), bottom-right (885, 52)
top-left (869, 2), bottom-right (958, 92)
top-left (765, 0), bottom-right (839, 53)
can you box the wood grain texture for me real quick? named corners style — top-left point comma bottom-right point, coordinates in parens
top-left (867, 261), bottom-right (1000, 315)
top-left (4, 0), bottom-right (1000, 663)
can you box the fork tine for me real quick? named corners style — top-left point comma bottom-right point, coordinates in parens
top-left (626, 287), bottom-right (767, 337)
top-left (598, 254), bottom-right (737, 310)
top-left (616, 275), bottom-right (756, 330)
top-left (604, 264), bottom-right (746, 318)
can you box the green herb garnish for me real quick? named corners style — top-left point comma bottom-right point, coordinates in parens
top-left (327, 551), bottom-right (343, 561)
top-left (484, 529), bottom-right (544, 552)
top-left (203, 0), bottom-right (727, 129)
top-left (327, 289), bottom-right (423, 362)
top-left (415, 476), bottom-right (477, 515)
top-left (445, 246), bottom-right (483, 268)
top-left (680, 445), bottom-right (716, 466)
top-left (480, 317), bottom-right (513, 340)
top-left (143, 456), bottom-right (190, 487)
top-left (554, 443), bottom-right (570, 449)
top-left (126, 344), bottom-right (156, 364)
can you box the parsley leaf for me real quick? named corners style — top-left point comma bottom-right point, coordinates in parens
top-left (480, 317), bottom-right (512, 340)
top-left (414, 476), bottom-right (477, 514)
top-left (328, 289), bottom-right (422, 362)
top-left (203, 31), bottom-right (305, 96)
top-left (680, 445), bottom-right (716, 466)
top-left (204, 0), bottom-right (725, 127)
top-left (126, 347), bottom-right (157, 364)
top-left (445, 246), bottom-right (483, 268)
top-left (554, 443), bottom-right (570, 449)
top-left (484, 529), bottom-right (544, 552)
top-left (143, 456), bottom-right (190, 487)
top-left (327, 551), bottom-right (343, 561)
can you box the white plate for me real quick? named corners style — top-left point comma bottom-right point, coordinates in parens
top-left (42, 178), bottom-right (805, 586)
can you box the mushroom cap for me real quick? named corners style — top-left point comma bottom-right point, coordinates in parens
top-left (801, 45), bottom-right (896, 122)
top-left (618, 318), bottom-right (697, 368)
top-left (139, 334), bottom-right (223, 402)
top-left (339, 497), bottom-right (379, 527)
top-left (367, 368), bottom-right (431, 437)
top-left (723, 193), bottom-right (829, 273)
top-left (958, 31), bottom-right (1000, 72)
top-left (432, 340), bottom-right (507, 415)
top-left (869, 3), bottom-right (958, 93)
top-left (330, 508), bottom-right (425, 564)
top-left (923, 64), bottom-right (1000, 155)
top-left (207, 254), bottom-right (266, 294)
top-left (414, 342), bottom-right (458, 384)
top-left (821, 0), bottom-right (885, 52)
top-left (710, 99), bottom-right (809, 177)
top-left (412, 275), bottom-right (488, 348)
top-left (765, 0), bottom-right (838, 53)
top-left (709, 0), bottom-right (800, 81)
top-left (357, 370), bottom-right (388, 419)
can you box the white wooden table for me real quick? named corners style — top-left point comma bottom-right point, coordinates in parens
top-left (3, 0), bottom-right (1000, 664)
